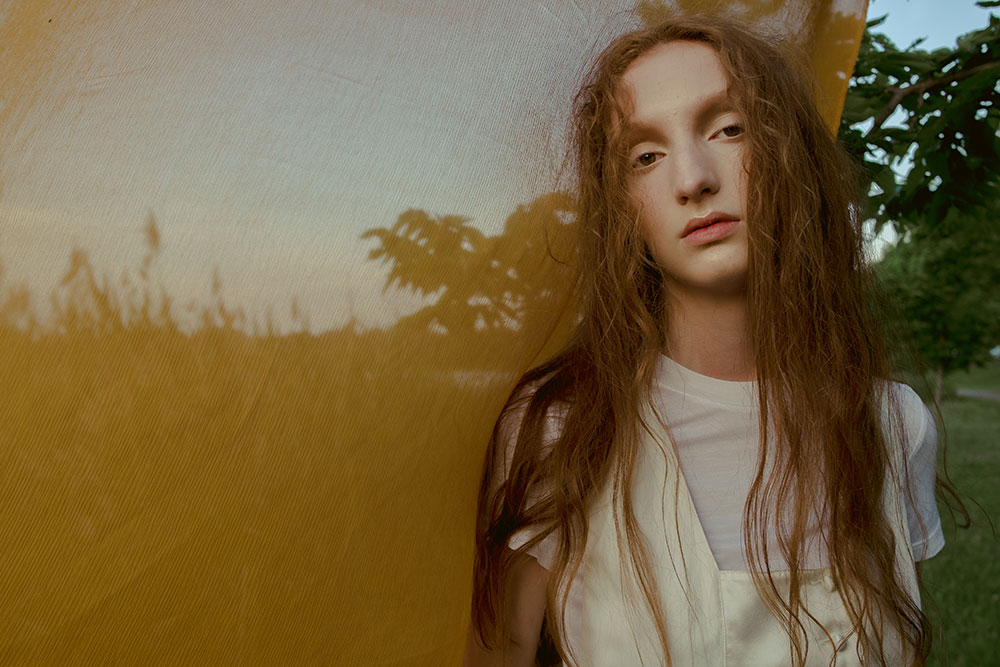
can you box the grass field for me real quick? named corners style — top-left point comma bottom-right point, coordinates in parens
top-left (949, 359), bottom-right (1000, 393)
top-left (924, 362), bottom-right (1000, 667)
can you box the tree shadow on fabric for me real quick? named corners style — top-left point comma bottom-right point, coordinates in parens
top-left (0, 194), bottom-right (578, 665)
top-left (361, 190), bottom-right (578, 366)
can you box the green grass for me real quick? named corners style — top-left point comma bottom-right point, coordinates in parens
top-left (949, 359), bottom-right (1000, 393)
top-left (923, 394), bottom-right (1000, 667)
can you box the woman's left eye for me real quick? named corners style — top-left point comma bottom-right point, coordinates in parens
top-left (715, 124), bottom-right (744, 139)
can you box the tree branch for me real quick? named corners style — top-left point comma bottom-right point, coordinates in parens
top-left (864, 60), bottom-right (1000, 138)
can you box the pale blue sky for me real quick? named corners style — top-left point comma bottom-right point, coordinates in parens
top-left (869, 0), bottom-right (994, 49)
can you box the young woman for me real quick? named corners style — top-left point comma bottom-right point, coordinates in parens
top-left (466, 15), bottom-right (944, 667)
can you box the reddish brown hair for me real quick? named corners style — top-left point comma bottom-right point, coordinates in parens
top-left (473, 15), bottom-right (929, 666)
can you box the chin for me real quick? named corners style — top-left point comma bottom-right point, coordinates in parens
top-left (693, 265), bottom-right (749, 295)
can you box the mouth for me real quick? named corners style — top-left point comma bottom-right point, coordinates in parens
top-left (681, 213), bottom-right (741, 246)
top-left (682, 212), bottom-right (740, 238)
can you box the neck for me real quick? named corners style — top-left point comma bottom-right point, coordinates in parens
top-left (663, 289), bottom-right (753, 381)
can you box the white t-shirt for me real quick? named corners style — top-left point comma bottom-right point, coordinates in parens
top-left (509, 354), bottom-right (944, 571)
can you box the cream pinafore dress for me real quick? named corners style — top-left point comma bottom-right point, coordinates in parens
top-left (554, 401), bottom-right (920, 666)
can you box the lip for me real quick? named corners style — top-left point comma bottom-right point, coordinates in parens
top-left (681, 212), bottom-right (741, 246)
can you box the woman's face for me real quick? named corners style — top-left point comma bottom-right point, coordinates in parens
top-left (622, 40), bottom-right (749, 299)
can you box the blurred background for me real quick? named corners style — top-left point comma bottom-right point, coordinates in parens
top-left (0, 0), bottom-right (995, 664)
top-left (845, 2), bottom-right (1000, 664)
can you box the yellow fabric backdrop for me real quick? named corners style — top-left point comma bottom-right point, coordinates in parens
top-left (0, 1), bottom-right (866, 664)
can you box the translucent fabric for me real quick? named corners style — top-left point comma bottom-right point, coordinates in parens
top-left (0, 1), bottom-right (866, 664)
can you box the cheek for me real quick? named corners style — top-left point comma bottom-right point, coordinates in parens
top-left (732, 150), bottom-right (749, 209)
top-left (625, 198), bottom-right (665, 273)
top-left (626, 177), bottom-right (646, 209)
top-left (637, 213), bottom-right (672, 273)
top-left (626, 180), bottom-right (652, 234)
top-left (628, 178), bottom-right (663, 225)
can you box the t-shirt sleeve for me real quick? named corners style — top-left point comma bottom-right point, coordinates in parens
top-left (895, 385), bottom-right (945, 561)
top-left (507, 522), bottom-right (558, 571)
top-left (493, 399), bottom-right (562, 572)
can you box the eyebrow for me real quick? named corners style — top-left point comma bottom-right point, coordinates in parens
top-left (623, 89), bottom-right (736, 148)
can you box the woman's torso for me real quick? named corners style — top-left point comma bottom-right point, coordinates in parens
top-left (518, 356), bottom-right (935, 665)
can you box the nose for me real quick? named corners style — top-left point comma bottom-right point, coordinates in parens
top-left (672, 142), bottom-right (720, 205)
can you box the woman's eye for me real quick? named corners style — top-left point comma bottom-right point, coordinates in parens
top-left (717, 124), bottom-right (744, 138)
top-left (633, 152), bottom-right (659, 168)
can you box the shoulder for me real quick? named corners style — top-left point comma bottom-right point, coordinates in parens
top-left (491, 377), bottom-right (570, 487)
top-left (491, 378), bottom-right (570, 570)
top-left (881, 381), bottom-right (936, 463)
top-left (497, 378), bottom-right (570, 446)
top-left (881, 382), bottom-right (945, 560)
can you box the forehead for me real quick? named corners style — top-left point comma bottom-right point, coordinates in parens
top-left (620, 40), bottom-right (730, 122)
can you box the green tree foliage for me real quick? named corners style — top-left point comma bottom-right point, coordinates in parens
top-left (840, 8), bottom-right (999, 228)
top-left (877, 205), bottom-right (1000, 403)
top-left (839, 7), bottom-right (1000, 393)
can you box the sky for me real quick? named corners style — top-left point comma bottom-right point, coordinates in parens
top-left (869, 0), bottom-right (994, 50)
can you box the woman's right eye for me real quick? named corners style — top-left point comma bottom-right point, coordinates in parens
top-left (633, 152), bottom-right (659, 169)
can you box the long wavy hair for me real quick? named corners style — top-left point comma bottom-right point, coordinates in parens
top-left (473, 15), bottom-right (930, 666)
